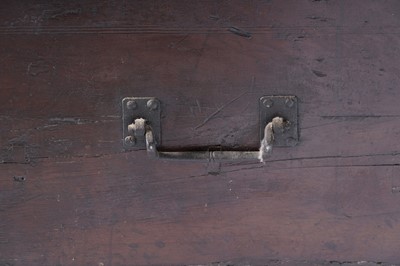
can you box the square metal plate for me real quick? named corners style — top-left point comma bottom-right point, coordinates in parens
top-left (259, 96), bottom-right (299, 147)
top-left (122, 97), bottom-right (161, 150)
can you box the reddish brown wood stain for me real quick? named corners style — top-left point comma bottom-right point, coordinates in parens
top-left (1, 1), bottom-right (400, 265)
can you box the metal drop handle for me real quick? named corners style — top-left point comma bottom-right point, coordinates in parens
top-left (122, 96), bottom-right (299, 162)
top-left (130, 116), bottom-right (288, 162)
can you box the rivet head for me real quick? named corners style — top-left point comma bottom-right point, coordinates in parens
top-left (126, 100), bottom-right (137, 110)
top-left (147, 99), bottom-right (158, 110)
top-left (262, 98), bottom-right (274, 108)
top-left (124, 136), bottom-right (135, 146)
top-left (285, 98), bottom-right (295, 108)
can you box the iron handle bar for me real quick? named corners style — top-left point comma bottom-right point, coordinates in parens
top-left (140, 117), bottom-right (286, 162)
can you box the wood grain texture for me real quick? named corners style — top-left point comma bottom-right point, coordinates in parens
top-left (1, 0), bottom-right (400, 265)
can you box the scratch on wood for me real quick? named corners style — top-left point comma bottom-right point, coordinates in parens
top-left (49, 117), bottom-right (90, 124)
top-left (27, 61), bottom-right (50, 77)
top-left (44, 8), bottom-right (82, 20)
top-left (196, 99), bottom-right (202, 113)
top-left (194, 91), bottom-right (247, 130)
top-left (228, 26), bottom-right (252, 38)
top-left (312, 70), bottom-right (327, 77)
top-left (49, 117), bottom-right (117, 125)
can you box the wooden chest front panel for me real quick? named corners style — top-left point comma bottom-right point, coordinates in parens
top-left (1, 1), bottom-right (400, 265)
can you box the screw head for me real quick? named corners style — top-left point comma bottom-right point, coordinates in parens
top-left (285, 98), bottom-right (295, 108)
top-left (126, 100), bottom-right (137, 110)
top-left (262, 98), bottom-right (274, 108)
top-left (124, 136), bottom-right (135, 146)
top-left (147, 99), bottom-right (158, 110)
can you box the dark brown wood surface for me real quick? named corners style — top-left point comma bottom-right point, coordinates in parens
top-left (2, 1), bottom-right (400, 265)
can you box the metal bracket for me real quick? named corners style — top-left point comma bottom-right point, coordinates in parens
top-left (260, 96), bottom-right (298, 147)
top-left (122, 97), bottom-right (161, 150)
top-left (122, 96), bottom-right (299, 161)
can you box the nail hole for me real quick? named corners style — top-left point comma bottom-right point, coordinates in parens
top-left (392, 186), bottom-right (400, 193)
top-left (13, 176), bottom-right (26, 182)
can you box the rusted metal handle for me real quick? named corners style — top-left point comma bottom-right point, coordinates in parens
top-left (128, 117), bottom-right (288, 162)
top-left (122, 96), bottom-right (299, 160)
top-left (123, 95), bottom-right (298, 162)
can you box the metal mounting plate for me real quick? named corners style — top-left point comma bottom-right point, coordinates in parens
top-left (259, 96), bottom-right (299, 147)
top-left (122, 97), bottom-right (161, 150)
